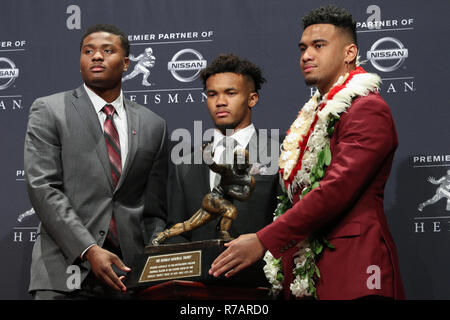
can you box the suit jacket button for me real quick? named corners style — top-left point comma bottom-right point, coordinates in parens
top-left (99, 231), bottom-right (105, 236)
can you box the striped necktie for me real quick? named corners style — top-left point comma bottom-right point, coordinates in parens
top-left (102, 104), bottom-right (122, 187)
top-left (102, 104), bottom-right (121, 247)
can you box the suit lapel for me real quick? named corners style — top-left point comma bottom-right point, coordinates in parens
top-left (250, 129), bottom-right (279, 165)
top-left (115, 99), bottom-right (139, 193)
top-left (248, 130), bottom-right (268, 164)
top-left (70, 86), bottom-right (114, 188)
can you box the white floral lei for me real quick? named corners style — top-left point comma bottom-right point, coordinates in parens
top-left (264, 67), bottom-right (381, 298)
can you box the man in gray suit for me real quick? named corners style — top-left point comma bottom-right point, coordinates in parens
top-left (24, 24), bottom-right (168, 299)
top-left (167, 54), bottom-right (280, 243)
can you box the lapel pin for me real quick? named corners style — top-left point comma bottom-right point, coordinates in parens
top-left (132, 130), bottom-right (137, 135)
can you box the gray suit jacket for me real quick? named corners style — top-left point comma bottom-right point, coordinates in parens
top-left (24, 85), bottom-right (168, 292)
top-left (167, 131), bottom-right (281, 242)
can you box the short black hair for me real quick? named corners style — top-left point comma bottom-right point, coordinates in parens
top-left (80, 24), bottom-right (130, 57)
top-left (302, 5), bottom-right (357, 46)
top-left (200, 54), bottom-right (266, 93)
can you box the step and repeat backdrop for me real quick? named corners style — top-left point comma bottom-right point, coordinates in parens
top-left (0, 0), bottom-right (448, 299)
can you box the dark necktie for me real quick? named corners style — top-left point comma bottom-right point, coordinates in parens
top-left (102, 104), bottom-right (122, 187)
top-left (102, 104), bottom-right (121, 247)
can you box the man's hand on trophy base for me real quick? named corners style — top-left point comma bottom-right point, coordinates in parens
top-left (209, 233), bottom-right (265, 278)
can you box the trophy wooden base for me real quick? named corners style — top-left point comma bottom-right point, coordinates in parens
top-left (125, 239), bottom-right (270, 295)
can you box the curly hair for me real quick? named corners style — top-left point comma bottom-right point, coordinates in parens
top-left (302, 5), bottom-right (357, 46)
top-left (80, 24), bottom-right (130, 57)
top-left (200, 54), bottom-right (266, 93)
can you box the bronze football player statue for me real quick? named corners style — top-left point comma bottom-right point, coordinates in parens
top-left (152, 146), bottom-right (256, 245)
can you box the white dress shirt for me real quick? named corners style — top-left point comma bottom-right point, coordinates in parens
top-left (209, 124), bottom-right (256, 190)
top-left (84, 84), bottom-right (128, 169)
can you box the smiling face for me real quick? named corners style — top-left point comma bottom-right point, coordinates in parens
top-left (80, 31), bottom-right (129, 93)
top-left (205, 72), bottom-right (258, 134)
top-left (299, 23), bottom-right (356, 95)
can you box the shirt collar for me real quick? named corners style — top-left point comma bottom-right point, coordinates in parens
top-left (213, 123), bottom-right (255, 150)
top-left (83, 83), bottom-right (124, 117)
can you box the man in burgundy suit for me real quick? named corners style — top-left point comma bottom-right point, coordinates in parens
top-left (209, 5), bottom-right (405, 300)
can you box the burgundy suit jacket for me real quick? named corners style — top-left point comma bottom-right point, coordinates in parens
top-left (257, 92), bottom-right (405, 300)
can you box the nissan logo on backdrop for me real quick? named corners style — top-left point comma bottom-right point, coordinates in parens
top-left (0, 57), bottom-right (19, 90)
top-left (168, 48), bottom-right (207, 83)
top-left (366, 37), bottom-right (408, 72)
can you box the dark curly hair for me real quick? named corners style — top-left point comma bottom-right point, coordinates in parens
top-left (200, 54), bottom-right (266, 93)
top-left (302, 5), bottom-right (357, 46)
top-left (80, 24), bottom-right (130, 57)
